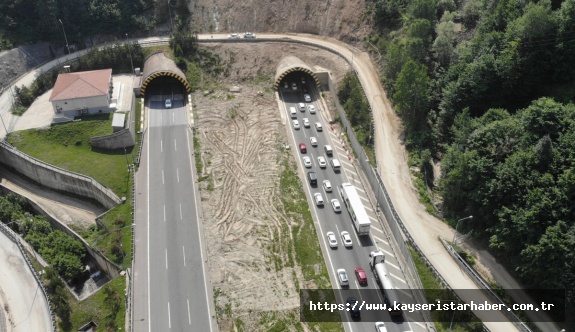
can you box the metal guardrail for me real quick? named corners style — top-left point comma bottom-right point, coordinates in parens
top-left (0, 222), bottom-right (57, 331)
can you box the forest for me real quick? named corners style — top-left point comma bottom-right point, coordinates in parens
top-left (0, 0), bottom-right (190, 50)
top-left (368, 0), bottom-right (575, 325)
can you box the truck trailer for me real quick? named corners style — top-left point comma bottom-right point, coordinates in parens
top-left (338, 183), bottom-right (371, 235)
top-left (369, 251), bottom-right (403, 317)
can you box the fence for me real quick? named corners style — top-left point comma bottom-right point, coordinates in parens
top-left (0, 222), bottom-right (57, 331)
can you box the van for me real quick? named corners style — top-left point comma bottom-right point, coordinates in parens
top-left (324, 145), bottom-right (333, 156)
top-left (330, 159), bottom-right (341, 172)
top-left (289, 107), bottom-right (297, 118)
top-left (307, 172), bottom-right (317, 186)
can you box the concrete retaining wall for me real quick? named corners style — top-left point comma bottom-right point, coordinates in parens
top-left (0, 141), bottom-right (122, 209)
top-left (90, 94), bottom-right (137, 150)
top-left (0, 185), bottom-right (123, 280)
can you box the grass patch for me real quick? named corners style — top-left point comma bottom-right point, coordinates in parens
top-left (276, 148), bottom-right (343, 332)
top-left (66, 277), bottom-right (126, 331)
top-left (142, 44), bottom-right (173, 60)
top-left (408, 246), bottom-right (483, 331)
top-left (193, 130), bottom-right (203, 175)
top-left (6, 113), bottom-right (133, 198)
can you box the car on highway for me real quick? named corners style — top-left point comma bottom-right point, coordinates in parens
top-left (355, 267), bottom-right (367, 285)
top-left (292, 120), bottom-right (300, 129)
top-left (326, 232), bottom-right (338, 248)
top-left (303, 156), bottom-right (312, 168)
top-left (324, 145), bottom-right (333, 156)
top-left (304, 94), bottom-right (311, 102)
top-left (308, 105), bottom-right (316, 114)
top-left (302, 76), bottom-right (306, 84)
top-left (323, 180), bottom-right (332, 192)
top-left (308, 172), bottom-right (317, 186)
top-left (337, 269), bottom-right (349, 287)
top-left (375, 322), bottom-right (387, 332)
top-left (165, 99), bottom-right (172, 109)
top-left (303, 118), bottom-right (310, 128)
top-left (341, 231), bottom-right (352, 247)
top-left (299, 143), bottom-right (307, 153)
top-left (229, 34), bottom-right (240, 39)
top-left (314, 193), bottom-right (324, 206)
top-left (244, 32), bottom-right (256, 38)
top-left (347, 297), bottom-right (360, 318)
top-left (310, 137), bottom-right (318, 147)
top-left (315, 122), bottom-right (323, 131)
top-left (317, 156), bottom-right (326, 168)
top-left (298, 102), bottom-right (306, 111)
top-left (331, 199), bottom-right (341, 213)
top-left (284, 81), bottom-right (289, 89)
top-left (292, 82), bottom-right (297, 91)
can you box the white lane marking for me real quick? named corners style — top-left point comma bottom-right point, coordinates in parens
top-left (372, 235), bottom-right (389, 246)
top-left (187, 299), bottom-right (191, 325)
top-left (360, 195), bottom-right (370, 205)
top-left (168, 302), bottom-right (171, 328)
top-left (179, 203), bottom-right (182, 220)
top-left (161, 140), bottom-right (163, 152)
top-left (173, 112), bottom-right (175, 123)
top-left (355, 186), bottom-right (366, 194)
top-left (162, 170), bottom-right (165, 184)
top-left (364, 204), bottom-right (374, 212)
top-left (373, 278), bottom-right (384, 303)
top-left (182, 246), bottom-right (186, 267)
top-left (380, 247), bottom-right (395, 258)
top-left (147, 113), bottom-right (151, 332)
top-left (177, 168), bottom-right (180, 182)
top-left (391, 272), bottom-right (407, 285)
top-left (165, 248), bottom-right (168, 269)
top-left (163, 205), bottom-right (166, 222)
top-left (174, 139), bottom-right (177, 151)
top-left (369, 216), bottom-right (378, 223)
top-left (386, 260), bottom-right (400, 270)
top-left (186, 129), bottom-right (214, 332)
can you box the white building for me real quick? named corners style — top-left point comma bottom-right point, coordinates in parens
top-left (49, 69), bottom-right (114, 119)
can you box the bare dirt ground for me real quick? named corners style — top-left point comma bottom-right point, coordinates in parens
top-left (193, 42), bottom-right (347, 331)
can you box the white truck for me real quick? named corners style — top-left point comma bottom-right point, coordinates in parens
top-left (338, 183), bottom-right (371, 235)
top-left (369, 251), bottom-right (403, 317)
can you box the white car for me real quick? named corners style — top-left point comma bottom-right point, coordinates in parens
top-left (308, 105), bottom-right (316, 114)
top-left (304, 94), bottom-right (311, 102)
top-left (303, 118), bottom-right (310, 128)
top-left (284, 81), bottom-right (289, 89)
top-left (310, 137), bottom-right (318, 147)
top-left (326, 231), bottom-right (338, 248)
top-left (314, 193), bottom-right (324, 206)
top-left (229, 34), bottom-right (240, 39)
top-left (298, 102), bottom-right (306, 111)
top-left (244, 32), bottom-right (256, 38)
top-left (337, 268), bottom-right (349, 287)
top-left (165, 99), bottom-right (172, 109)
top-left (292, 120), bottom-right (300, 129)
top-left (315, 122), bottom-right (323, 131)
top-left (292, 82), bottom-right (297, 91)
top-left (317, 156), bottom-right (326, 168)
top-left (375, 322), bottom-right (388, 332)
top-left (303, 156), bottom-right (312, 168)
top-left (341, 231), bottom-right (352, 247)
top-left (331, 199), bottom-right (341, 213)
top-left (323, 180), bottom-right (332, 192)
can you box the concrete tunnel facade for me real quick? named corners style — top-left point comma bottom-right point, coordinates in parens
top-left (274, 56), bottom-right (321, 90)
top-left (140, 51), bottom-right (191, 96)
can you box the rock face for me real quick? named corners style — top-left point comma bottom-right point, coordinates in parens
top-left (188, 0), bottom-right (370, 42)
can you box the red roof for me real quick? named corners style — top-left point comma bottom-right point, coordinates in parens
top-left (49, 69), bottom-right (112, 101)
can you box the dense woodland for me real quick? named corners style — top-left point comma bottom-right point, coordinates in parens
top-left (0, 0), bottom-right (191, 50)
top-left (368, 0), bottom-right (575, 325)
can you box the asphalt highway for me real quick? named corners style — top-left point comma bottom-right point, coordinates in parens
top-left (279, 79), bottom-right (427, 332)
top-left (133, 95), bottom-right (216, 332)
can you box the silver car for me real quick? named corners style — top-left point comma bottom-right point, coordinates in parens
top-left (292, 120), bottom-right (300, 129)
top-left (337, 268), bottom-right (349, 287)
top-left (310, 137), bottom-right (318, 147)
top-left (303, 118), bottom-right (310, 128)
top-left (304, 94), bottom-right (311, 102)
top-left (314, 193), bottom-right (324, 206)
top-left (341, 231), bottom-right (352, 247)
top-left (323, 180), bottom-right (332, 192)
top-left (308, 105), bottom-right (316, 114)
top-left (326, 231), bottom-right (338, 248)
top-left (303, 156), bottom-right (312, 168)
top-left (317, 156), bottom-right (327, 168)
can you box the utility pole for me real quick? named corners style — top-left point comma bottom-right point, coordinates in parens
top-left (58, 19), bottom-right (70, 55)
top-left (125, 34), bottom-right (135, 75)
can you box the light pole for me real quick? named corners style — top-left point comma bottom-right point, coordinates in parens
top-left (452, 215), bottom-right (473, 247)
top-left (58, 19), bottom-right (70, 55)
top-left (125, 34), bottom-right (134, 75)
top-left (167, 0), bottom-right (174, 31)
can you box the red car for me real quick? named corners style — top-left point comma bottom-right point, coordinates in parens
top-left (299, 143), bottom-right (307, 153)
top-left (355, 267), bottom-right (367, 285)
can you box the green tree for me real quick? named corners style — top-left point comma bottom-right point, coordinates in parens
top-left (407, 0), bottom-right (437, 22)
top-left (432, 20), bottom-right (456, 67)
top-left (393, 59), bottom-right (430, 129)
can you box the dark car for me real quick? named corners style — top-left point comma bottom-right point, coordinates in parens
top-left (355, 267), bottom-right (368, 285)
top-left (307, 172), bottom-right (317, 186)
top-left (347, 297), bottom-right (360, 318)
top-left (299, 143), bottom-right (307, 153)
